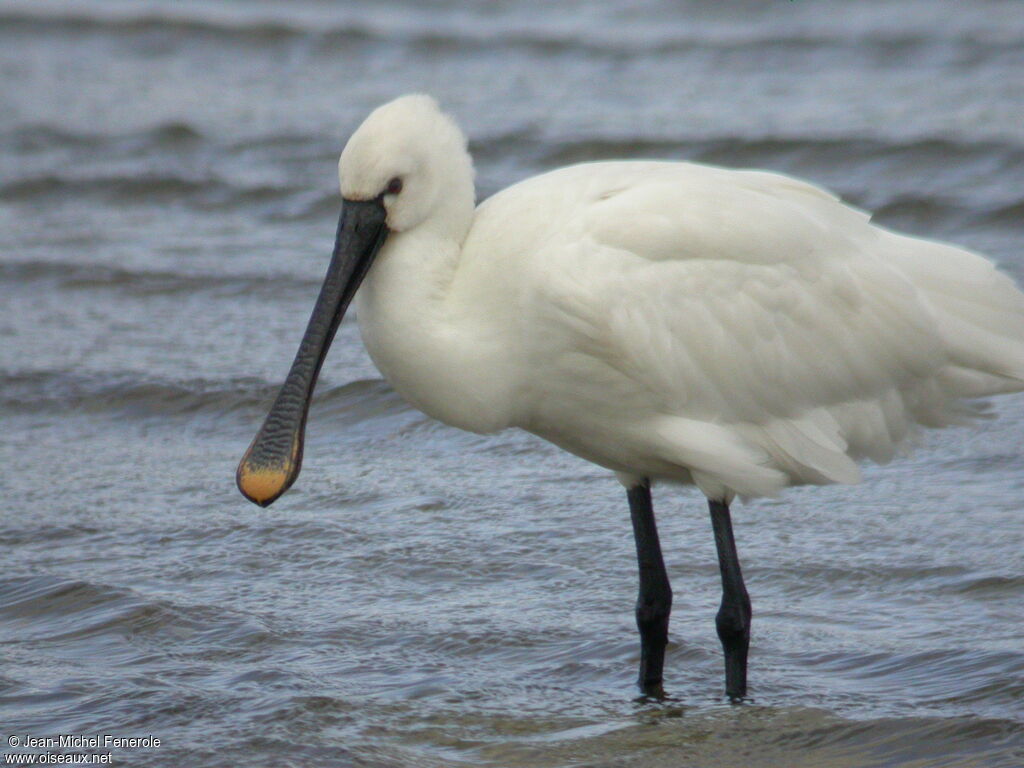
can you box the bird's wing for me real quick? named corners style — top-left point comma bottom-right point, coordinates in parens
top-left (524, 162), bottom-right (1024, 497)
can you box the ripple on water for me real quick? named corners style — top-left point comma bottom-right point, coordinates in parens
top-left (2, 1), bottom-right (1023, 766)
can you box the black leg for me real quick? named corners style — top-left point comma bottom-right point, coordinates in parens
top-left (708, 498), bottom-right (751, 700)
top-left (627, 481), bottom-right (673, 694)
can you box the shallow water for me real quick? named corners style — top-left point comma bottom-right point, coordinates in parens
top-left (2, 1), bottom-right (1023, 766)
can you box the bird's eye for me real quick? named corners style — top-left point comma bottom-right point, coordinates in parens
top-left (386, 177), bottom-right (403, 195)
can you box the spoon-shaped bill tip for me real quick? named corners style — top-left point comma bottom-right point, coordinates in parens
top-left (236, 431), bottom-right (302, 507)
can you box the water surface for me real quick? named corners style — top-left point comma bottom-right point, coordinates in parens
top-left (2, 1), bottom-right (1023, 765)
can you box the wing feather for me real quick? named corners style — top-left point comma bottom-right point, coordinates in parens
top-left (522, 161), bottom-right (1024, 497)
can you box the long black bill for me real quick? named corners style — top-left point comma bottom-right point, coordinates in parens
top-left (237, 198), bottom-right (388, 507)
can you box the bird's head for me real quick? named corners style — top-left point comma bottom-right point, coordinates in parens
top-left (236, 94), bottom-right (472, 507)
top-left (338, 94), bottom-right (474, 234)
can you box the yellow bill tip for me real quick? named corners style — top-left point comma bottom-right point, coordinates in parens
top-left (236, 461), bottom-right (294, 508)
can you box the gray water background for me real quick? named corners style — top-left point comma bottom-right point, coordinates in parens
top-left (1, 1), bottom-right (1023, 765)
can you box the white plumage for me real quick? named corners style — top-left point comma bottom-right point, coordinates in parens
top-left (238, 94), bottom-right (1024, 697)
top-left (347, 96), bottom-right (1024, 502)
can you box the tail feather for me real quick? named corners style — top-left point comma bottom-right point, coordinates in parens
top-left (887, 234), bottom-right (1024, 396)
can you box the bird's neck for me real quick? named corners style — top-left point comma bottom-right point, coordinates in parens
top-left (353, 196), bottom-right (516, 434)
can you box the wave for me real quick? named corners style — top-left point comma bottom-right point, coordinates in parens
top-left (4, 121), bottom-right (335, 157)
top-left (536, 135), bottom-right (1024, 169)
top-left (10, 121), bottom-right (1022, 167)
top-left (0, 170), bottom-right (342, 221)
top-left (6, 121), bottom-right (204, 153)
top-left (3, 3), bottom-right (1020, 60)
top-left (5, 131), bottom-right (1022, 201)
top-left (8, 114), bottom-right (1022, 167)
top-left (0, 171), bottom-right (296, 206)
top-left (0, 370), bottom-right (395, 419)
top-left (985, 199), bottom-right (1024, 227)
top-left (867, 194), bottom-right (1024, 229)
top-left (0, 574), bottom-right (277, 651)
top-left (3, 120), bottom-right (1021, 231)
top-left (0, 259), bottom-right (317, 297)
top-left (0, 4), bottom-right (319, 43)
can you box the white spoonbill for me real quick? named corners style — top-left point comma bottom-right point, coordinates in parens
top-left (238, 94), bottom-right (1024, 700)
